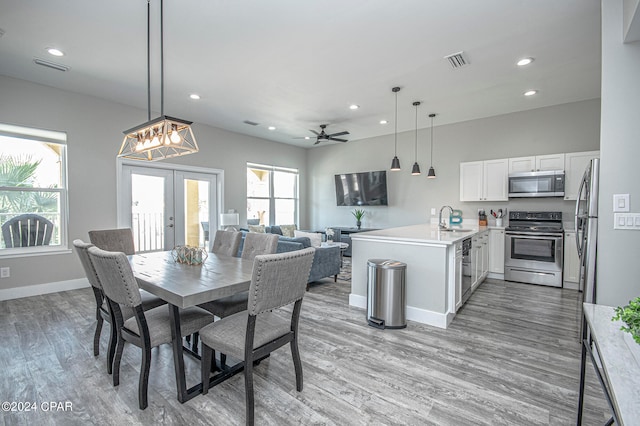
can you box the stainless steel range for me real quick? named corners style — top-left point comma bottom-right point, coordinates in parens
top-left (504, 211), bottom-right (564, 287)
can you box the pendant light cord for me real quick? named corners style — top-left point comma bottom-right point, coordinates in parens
top-left (160, 0), bottom-right (164, 116)
top-left (147, 0), bottom-right (151, 121)
top-left (414, 104), bottom-right (418, 160)
top-left (394, 90), bottom-right (398, 156)
top-left (430, 115), bottom-right (434, 166)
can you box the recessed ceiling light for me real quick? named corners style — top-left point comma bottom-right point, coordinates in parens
top-left (47, 48), bottom-right (64, 57)
top-left (379, 120), bottom-right (388, 125)
top-left (517, 57), bottom-right (534, 66)
top-left (268, 126), bottom-right (276, 131)
top-left (304, 136), bottom-right (310, 140)
top-left (524, 90), bottom-right (537, 96)
top-left (349, 104), bottom-right (359, 110)
top-left (189, 94), bottom-right (200, 100)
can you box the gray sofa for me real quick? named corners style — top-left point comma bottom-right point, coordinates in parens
top-left (237, 227), bottom-right (341, 283)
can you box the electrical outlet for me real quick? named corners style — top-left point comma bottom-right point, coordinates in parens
top-left (0, 267), bottom-right (9, 278)
top-left (430, 208), bottom-right (436, 216)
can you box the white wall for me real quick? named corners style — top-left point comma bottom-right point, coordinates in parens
top-left (0, 75), bottom-right (307, 292)
top-left (597, 0), bottom-right (640, 306)
top-left (307, 99), bottom-right (601, 230)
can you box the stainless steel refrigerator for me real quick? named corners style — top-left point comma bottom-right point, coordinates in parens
top-left (575, 158), bottom-right (599, 304)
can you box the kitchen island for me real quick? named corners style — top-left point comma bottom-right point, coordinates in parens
top-left (349, 224), bottom-right (488, 329)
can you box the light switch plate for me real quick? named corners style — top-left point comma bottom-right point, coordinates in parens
top-left (613, 194), bottom-right (630, 212)
top-left (614, 213), bottom-right (640, 230)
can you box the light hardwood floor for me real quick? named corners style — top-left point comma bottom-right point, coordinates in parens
top-left (0, 276), bottom-right (610, 425)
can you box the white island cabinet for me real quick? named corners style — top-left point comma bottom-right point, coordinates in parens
top-left (349, 224), bottom-right (487, 329)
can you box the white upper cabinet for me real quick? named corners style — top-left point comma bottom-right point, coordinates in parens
top-left (536, 154), bottom-right (565, 171)
top-left (483, 159), bottom-right (509, 201)
top-left (460, 159), bottom-right (508, 201)
top-left (509, 154), bottom-right (565, 173)
top-left (508, 156), bottom-right (535, 173)
top-left (564, 150), bottom-right (600, 200)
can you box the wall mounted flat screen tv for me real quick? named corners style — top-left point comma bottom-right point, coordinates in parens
top-left (335, 170), bottom-right (388, 206)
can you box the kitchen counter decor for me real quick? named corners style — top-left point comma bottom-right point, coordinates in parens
top-left (171, 245), bottom-right (208, 266)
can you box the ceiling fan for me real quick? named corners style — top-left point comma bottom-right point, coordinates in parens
top-left (307, 124), bottom-right (350, 145)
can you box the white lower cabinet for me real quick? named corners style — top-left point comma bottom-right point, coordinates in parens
top-left (564, 231), bottom-right (580, 288)
top-left (471, 231), bottom-right (489, 291)
top-left (488, 229), bottom-right (505, 274)
top-left (455, 242), bottom-right (463, 310)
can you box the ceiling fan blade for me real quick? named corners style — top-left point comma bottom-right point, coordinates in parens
top-left (314, 140), bottom-right (321, 145)
top-left (309, 130), bottom-right (320, 135)
top-left (329, 137), bottom-right (348, 142)
top-left (328, 131), bottom-right (349, 137)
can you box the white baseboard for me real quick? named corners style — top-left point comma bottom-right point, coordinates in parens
top-left (349, 293), bottom-right (366, 309)
top-left (0, 278), bottom-right (90, 301)
top-left (349, 293), bottom-right (449, 329)
top-left (487, 272), bottom-right (504, 280)
top-left (563, 281), bottom-right (579, 290)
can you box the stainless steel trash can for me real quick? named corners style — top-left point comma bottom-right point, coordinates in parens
top-left (367, 259), bottom-right (407, 329)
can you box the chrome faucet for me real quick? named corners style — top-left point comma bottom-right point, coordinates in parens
top-left (438, 205), bottom-right (454, 230)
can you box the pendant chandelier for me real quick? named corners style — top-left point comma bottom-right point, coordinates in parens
top-left (411, 101), bottom-right (421, 175)
top-left (427, 113), bottom-right (437, 178)
top-left (390, 87), bottom-right (401, 171)
top-left (118, 0), bottom-right (198, 161)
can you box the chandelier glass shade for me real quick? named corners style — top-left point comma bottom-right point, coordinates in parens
top-left (119, 116), bottom-right (198, 161)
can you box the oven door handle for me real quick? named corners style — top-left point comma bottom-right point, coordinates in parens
top-left (505, 233), bottom-right (562, 240)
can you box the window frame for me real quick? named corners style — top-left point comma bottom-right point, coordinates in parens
top-left (246, 163), bottom-right (299, 226)
top-left (0, 123), bottom-right (70, 258)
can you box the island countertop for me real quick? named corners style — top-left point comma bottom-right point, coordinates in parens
top-left (349, 223), bottom-right (486, 245)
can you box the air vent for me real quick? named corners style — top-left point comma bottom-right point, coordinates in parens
top-left (34, 58), bottom-right (70, 72)
top-left (243, 120), bottom-right (259, 126)
top-left (444, 51), bottom-right (468, 69)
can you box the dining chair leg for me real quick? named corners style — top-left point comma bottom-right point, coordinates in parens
top-left (291, 337), bottom-right (303, 392)
top-left (192, 332), bottom-right (199, 353)
top-left (112, 336), bottom-right (125, 387)
top-left (139, 344), bottom-right (151, 410)
top-left (93, 316), bottom-right (103, 356)
top-left (244, 357), bottom-right (255, 426)
top-left (220, 353), bottom-right (227, 369)
top-left (201, 344), bottom-right (212, 395)
top-left (107, 322), bottom-right (117, 375)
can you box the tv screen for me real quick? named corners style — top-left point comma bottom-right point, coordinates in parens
top-left (334, 170), bottom-right (388, 206)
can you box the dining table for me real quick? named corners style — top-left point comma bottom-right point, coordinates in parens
top-left (129, 250), bottom-right (254, 403)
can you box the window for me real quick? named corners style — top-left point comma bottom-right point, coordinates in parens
top-left (0, 123), bottom-right (68, 256)
top-left (247, 163), bottom-right (298, 226)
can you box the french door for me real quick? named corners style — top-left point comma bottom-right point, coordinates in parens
top-left (119, 165), bottom-right (218, 252)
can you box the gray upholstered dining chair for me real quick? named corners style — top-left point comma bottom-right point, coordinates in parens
top-left (87, 246), bottom-right (214, 409)
top-left (240, 232), bottom-right (279, 260)
top-left (88, 228), bottom-right (136, 255)
top-left (73, 240), bottom-right (166, 373)
top-left (200, 247), bottom-right (315, 426)
top-left (198, 232), bottom-right (279, 366)
top-left (210, 230), bottom-right (242, 257)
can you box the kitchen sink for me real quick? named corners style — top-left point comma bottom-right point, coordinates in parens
top-left (440, 228), bottom-right (473, 233)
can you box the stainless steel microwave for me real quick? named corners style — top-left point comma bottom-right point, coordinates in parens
top-left (508, 170), bottom-right (565, 198)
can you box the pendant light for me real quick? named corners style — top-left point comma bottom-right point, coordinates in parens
top-left (427, 113), bottom-right (437, 178)
top-left (411, 101), bottom-right (421, 175)
top-left (118, 0), bottom-right (199, 161)
top-left (390, 87), bottom-right (401, 171)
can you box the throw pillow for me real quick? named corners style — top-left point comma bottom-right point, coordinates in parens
top-left (280, 224), bottom-right (297, 238)
top-left (248, 224), bottom-right (265, 233)
top-left (294, 230), bottom-right (322, 248)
